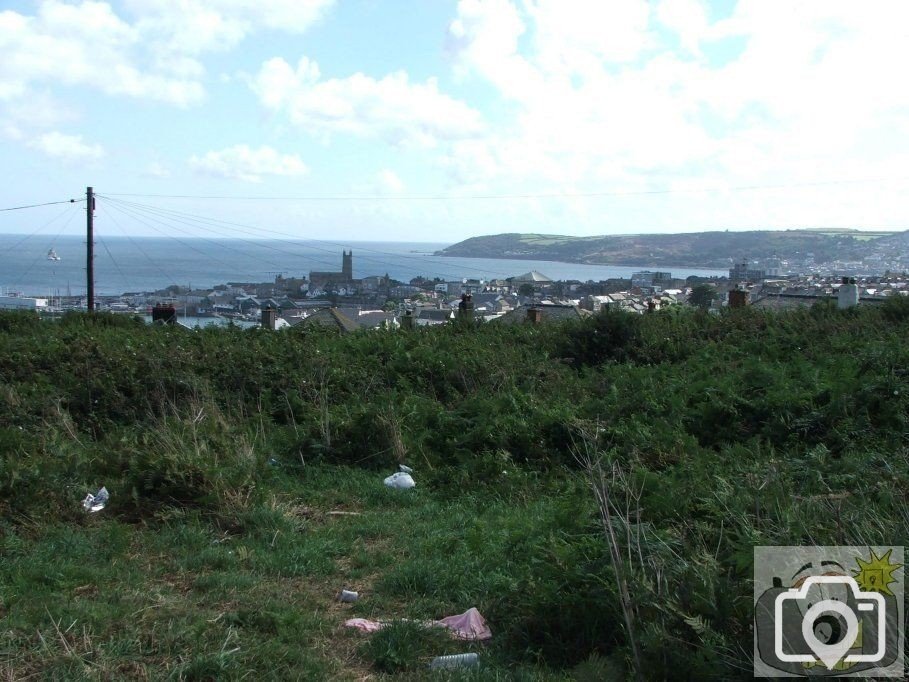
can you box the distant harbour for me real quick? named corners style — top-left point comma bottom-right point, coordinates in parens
top-left (0, 234), bottom-right (726, 297)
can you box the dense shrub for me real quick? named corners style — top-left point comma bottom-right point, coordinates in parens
top-left (559, 307), bottom-right (642, 367)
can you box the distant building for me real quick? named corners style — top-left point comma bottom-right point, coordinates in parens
top-left (297, 307), bottom-right (360, 333)
top-left (580, 295), bottom-right (613, 313)
top-left (273, 274), bottom-right (308, 296)
top-left (837, 278), bottom-right (859, 309)
top-left (631, 271), bottom-right (672, 289)
top-left (0, 296), bottom-right (47, 310)
top-left (416, 308), bottom-right (455, 326)
top-left (492, 303), bottom-right (590, 325)
top-left (729, 260), bottom-right (766, 283)
top-left (353, 311), bottom-right (399, 330)
top-left (442, 279), bottom-right (486, 295)
top-left (310, 251), bottom-right (355, 290)
top-left (390, 284), bottom-right (424, 298)
top-left (510, 271), bottom-right (553, 284)
top-left (750, 283), bottom-right (888, 311)
top-left (762, 256), bottom-right (783, 278)
top-left (471, 292), bottom-right (514, 313)
top-left (360, 274), bottom-right (391, 293)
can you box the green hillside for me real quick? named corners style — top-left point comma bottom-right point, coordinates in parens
top-left (1, 304), bottom-right (908, 678)
top-left (436, 229), bottom-right (905, 268)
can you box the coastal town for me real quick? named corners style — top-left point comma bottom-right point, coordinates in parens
top-left (2, 250), bottom-right (908, 330)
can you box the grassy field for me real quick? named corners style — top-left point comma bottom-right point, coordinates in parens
top-left (2, 461), bottom-right (591, 680)
top-left (2, 302), bottom-right (908, 679)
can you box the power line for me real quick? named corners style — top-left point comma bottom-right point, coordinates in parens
top-left (0, 198), bottom-right (82, 212)
top-left (1, 205), bottom-right (79, 254)
top-left (96, 234), bottom-right (133, 295)
top-left (10, 211), bottom-right (78, 291)
top-left (100, 195), bottom-right (503, 280)
top-left (100, 203), bottom-right (180, 288)
top-left (102, 201), bottom-right (263, 283)
top-left (96, 195), bottom-right (516, 280)
top-left (100, 176), bottom-right (909, 202)
top-left (100, 197), bottom-right (344, 275)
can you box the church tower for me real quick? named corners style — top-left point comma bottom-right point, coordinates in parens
top-left (342, 250), bottom-right (353, 280)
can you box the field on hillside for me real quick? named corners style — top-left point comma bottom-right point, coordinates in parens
top-left (1, 302), bottom-right (908, 679)
top-left (437, 229), bottom-right (906, 267)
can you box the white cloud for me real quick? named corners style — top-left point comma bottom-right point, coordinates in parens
top-left (448, 0), bottom-right (539, 100)
top-left (0, 0), bottom-right (334, 107)
top-left (442, 0), bottom-right (909, 235)
top-left (0, 1), bottom-right (203, 106)
top-left (0, 89), bottom-right (73, 143)
top-left (251, 56), bottom-right (485, 148)
top-left (376, 169), bottom-right (405, 193)
top-left (126, 0), bottom-right (334, 54)
top-left (145, 161), bottom-right (170, 178)
top-left (527, 0), bottom-right (653, 69)
top-left (30, 131), bottom-right (104, 161)
top-left (656, 0), bottom-right (708, 55)
top-left (444, 3), bottom-right (711, 188)
top-left (189, 144), bottom-right (309, 183)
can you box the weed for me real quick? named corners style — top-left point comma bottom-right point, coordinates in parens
top-left (360, 620), bottom-right (451, 673)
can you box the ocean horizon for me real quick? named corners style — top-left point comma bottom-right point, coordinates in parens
top-left (0, 234), bottom-right (726, 297)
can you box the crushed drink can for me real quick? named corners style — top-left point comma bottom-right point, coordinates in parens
top-left (430, 653), bottom-right (479, 670)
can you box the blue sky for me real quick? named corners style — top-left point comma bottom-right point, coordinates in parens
top-left (2, 0), bottom-right (908, 243)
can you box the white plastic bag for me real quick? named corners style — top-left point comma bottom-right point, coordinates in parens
top-left (383, 472), bottom-right (415, 489)
top-left (83, 486), bottom-right (109, 512)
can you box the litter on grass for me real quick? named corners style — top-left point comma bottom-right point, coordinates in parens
top-left (344, 607), bottom-right (492, 641)
top-left (339, 590), bottom-right (359, 603)
top-left (344, 618), bottom-right (382, 633)
top-left (383, 471), bottom-right (415, 489)
top-left (82, 486), bottom-right (109, 512)
top-left (434, 609), bottom-right (491, 640)
top-left (398, 464), bottom-right (413, 474)
top-left (430, 653), bottom-right (480, 670)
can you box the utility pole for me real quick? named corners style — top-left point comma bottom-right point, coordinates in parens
top-left (86, 186), bottom-right (94, 311)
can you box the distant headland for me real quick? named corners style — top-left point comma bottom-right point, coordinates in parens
top-left (435, 229), bottom-right (909, 270)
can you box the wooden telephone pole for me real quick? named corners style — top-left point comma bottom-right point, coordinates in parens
top-left (86, 186), bottom-right (94, 311)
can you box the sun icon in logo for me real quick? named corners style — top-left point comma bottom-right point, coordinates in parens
top-left (853, 548), bottom-right (903, 596)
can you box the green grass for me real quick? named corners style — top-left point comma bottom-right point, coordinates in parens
top-left (0, 465), bottom-right (586, 679)
top-left (2, 304), bottom-right (909, 678)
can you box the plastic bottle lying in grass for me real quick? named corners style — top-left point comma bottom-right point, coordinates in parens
top-left (430, 653), bottom-right (479, 670)
top-left (383, 472), bottom-right (415, 489)
top-left (82, 486), bottom-right (109, 512)
top-left (339, 590), bottom-right (359, 603)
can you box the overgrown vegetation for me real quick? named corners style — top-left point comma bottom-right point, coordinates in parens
top-left (1, 301), bottom-right (908, 679)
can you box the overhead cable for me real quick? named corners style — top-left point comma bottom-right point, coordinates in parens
top-left (0, 199), bottom-right (82, 212)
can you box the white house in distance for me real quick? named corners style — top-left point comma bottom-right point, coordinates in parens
top-left (0, 296), bottom-right (47, 310)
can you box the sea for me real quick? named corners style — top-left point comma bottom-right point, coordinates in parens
top-left (0, 234), bottom-right (726, 297)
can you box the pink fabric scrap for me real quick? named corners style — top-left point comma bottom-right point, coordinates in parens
top-left (343, 618), bottom-right (384, 633)
top-left (343, 608), bottom-right (492, 641)
top-left (435, 607), bottom-right (492, 641)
